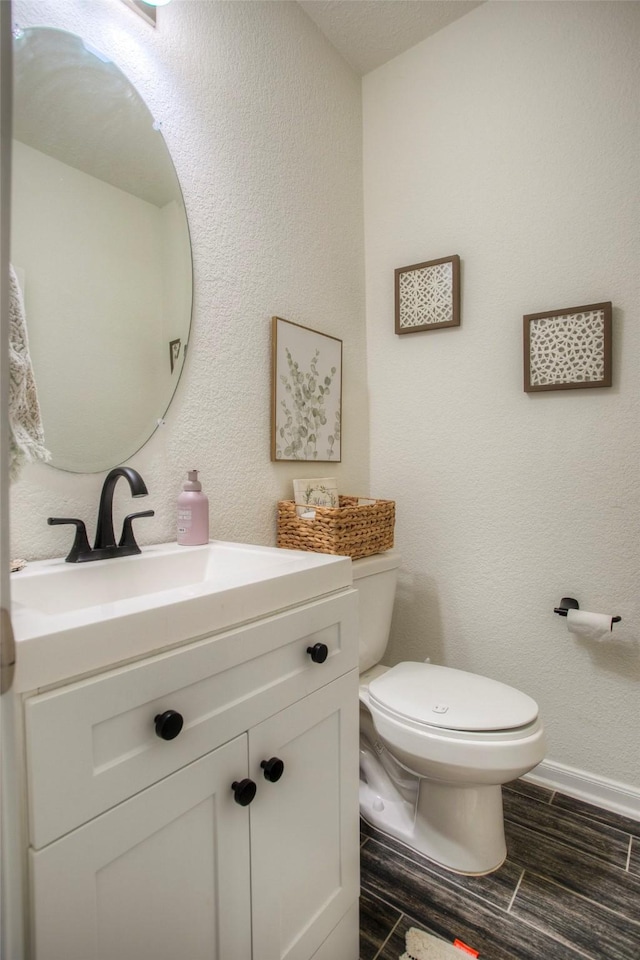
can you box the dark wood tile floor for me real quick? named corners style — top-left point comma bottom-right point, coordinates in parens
top-left (360, 779), bottom-right (640, 960)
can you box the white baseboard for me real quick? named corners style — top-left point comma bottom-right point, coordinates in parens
top-left (524, 759), bottom-right (640, 822)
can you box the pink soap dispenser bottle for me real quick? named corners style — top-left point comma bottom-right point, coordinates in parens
top-left (177, 470), bottom-right (209, 545)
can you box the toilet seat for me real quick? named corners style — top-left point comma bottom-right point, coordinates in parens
top-left (368, 661), bottom-right (539, 734)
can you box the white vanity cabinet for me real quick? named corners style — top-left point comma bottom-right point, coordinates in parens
top-left (22, 589), bottom-right (360, 960)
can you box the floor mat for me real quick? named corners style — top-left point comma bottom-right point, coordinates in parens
top-left (400, 926), bottom-right (480, 959)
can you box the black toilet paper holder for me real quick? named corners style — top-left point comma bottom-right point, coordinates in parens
top-left (553, 597), bottom-right (621, 623)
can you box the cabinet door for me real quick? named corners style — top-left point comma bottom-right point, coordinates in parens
top-left (30, 735), bottom-right (251, 960)
top-left (249, 670), bottom-right (360, 960)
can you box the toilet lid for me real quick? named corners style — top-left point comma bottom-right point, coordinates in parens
top-left (368, 662), bottom-right (539, 732)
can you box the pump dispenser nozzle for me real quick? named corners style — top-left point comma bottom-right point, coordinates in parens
top-left (184, 469), bottom-right (202, 491)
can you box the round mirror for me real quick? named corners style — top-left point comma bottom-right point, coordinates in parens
top-left (11, 27), bottom-right (193, 473)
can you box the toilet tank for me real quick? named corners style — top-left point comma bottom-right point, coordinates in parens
top-left (352, 550), bottom-right (401, 673)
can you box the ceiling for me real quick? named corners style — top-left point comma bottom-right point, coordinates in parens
top-left (297, 0), bottom-right (485, 75)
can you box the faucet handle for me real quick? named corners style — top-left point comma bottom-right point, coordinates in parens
top-left (119, 510), bottom-right (155, 554)
top-left (47, 518), bottom-right (92, 564)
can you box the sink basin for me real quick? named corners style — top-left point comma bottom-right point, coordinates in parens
top-left (12, 543), bottom-right (215, 615)
top-left (10, 541), bottom-right (352, 692)
top-left (11, 541), bottom-right (320, 616)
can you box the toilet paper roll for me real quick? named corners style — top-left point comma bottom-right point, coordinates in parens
top-left (566, 608), bottom-right (614, 642)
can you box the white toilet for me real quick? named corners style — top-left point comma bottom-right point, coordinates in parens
top-left (354, 550), bottom-right (545, 875)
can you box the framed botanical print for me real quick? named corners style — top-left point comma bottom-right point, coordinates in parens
top-left (271, 317), bottom-right (342, 461)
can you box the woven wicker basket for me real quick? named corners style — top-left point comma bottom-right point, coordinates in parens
top-left (277, 496), bottom-right (395, 560)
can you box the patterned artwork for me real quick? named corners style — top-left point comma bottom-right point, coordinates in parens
top-left (271, 317), bottom-right (342, 462)
top-left (524, 302), bottom-right (612, 392)
top-left (395, 255), bottom-right (460, 334)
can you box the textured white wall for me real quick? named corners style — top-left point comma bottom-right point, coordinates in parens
top-left (363, 1), bottom-right (640, 787)
top-left (10, 0), bottom-right (368, 557)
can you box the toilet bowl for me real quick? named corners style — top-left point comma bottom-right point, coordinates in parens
top-left (353, 551), bottom-right (546, 875)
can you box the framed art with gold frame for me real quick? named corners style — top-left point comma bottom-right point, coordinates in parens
top-left (271, 316), bottom-right (342, 462)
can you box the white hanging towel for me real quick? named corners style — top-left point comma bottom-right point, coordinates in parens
top-left (8, 264), bottom-right (50, 480)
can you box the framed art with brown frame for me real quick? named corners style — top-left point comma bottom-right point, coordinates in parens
top-left (395, 254), bottom-right (460, 334)
top-left (523, 301), bottom-right (612, 393)
top-left (271, 316), bottom-right (342, 462)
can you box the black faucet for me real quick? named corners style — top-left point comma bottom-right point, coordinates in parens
top-left (48, 467), bottom-right (155, 563)
top-left (94, 467), bottom-right (149, 549)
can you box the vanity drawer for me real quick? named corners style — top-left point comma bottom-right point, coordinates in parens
top-left (25, 589), bottom-right (357, 849)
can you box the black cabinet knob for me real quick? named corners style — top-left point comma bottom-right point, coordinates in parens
top-left (232, 778), bottom-right (257, 806)
top-left (261, 757), bottom-right (285, 782)
top-left (154, 710), bottom-right (184, 741)
top-left (307, 642), bottom-right (329, 663)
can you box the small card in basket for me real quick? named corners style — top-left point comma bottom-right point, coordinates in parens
top-left (293, 478), bottom-right (338, 518)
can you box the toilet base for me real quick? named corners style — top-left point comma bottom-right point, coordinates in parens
top-left (360, 774), bottom-right (507, 876)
